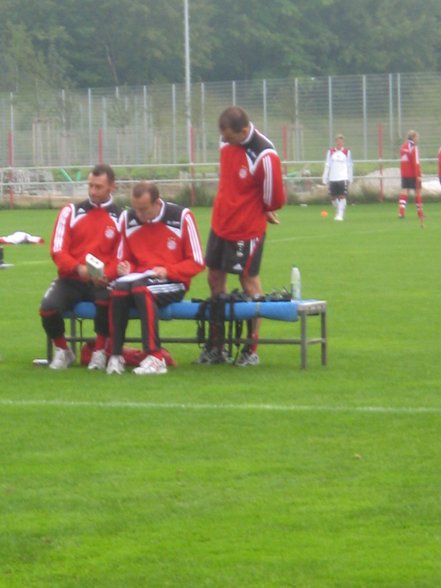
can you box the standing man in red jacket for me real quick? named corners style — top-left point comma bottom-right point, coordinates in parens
top-left (195, 106), bottom-right (285, 367)
top-left (106, 181), bottom-right (205, 375)
top-left (398, 130), bottom-right (422, 220)
top-left (40, 164), bottom-right (121, 370)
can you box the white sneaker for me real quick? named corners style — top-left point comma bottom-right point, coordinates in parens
top-left (133, 355), bottom-right (167, 375)
top-left (235, 350), bottom-right (260, 367)
top-left (87, 349), bottom-right (107, 370)
top-left (334, 214), bottom-right (344, 221)
top-left (49, 347), bottom-right (75, 370)
top-left (106, 355), bottom-right (126, 375)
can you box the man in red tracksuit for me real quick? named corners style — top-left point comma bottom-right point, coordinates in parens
top-left (40, 164), bottom-right (121, 370)
top-left (398, 130), bottom-right (422, 220)
top-left (195, 106), bottom-right (285, 367)
top-left (106, 181), bottom-right (205, 375)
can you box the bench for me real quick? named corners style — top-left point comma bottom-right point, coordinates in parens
top-left (48, 299), bottom-right (327, 369)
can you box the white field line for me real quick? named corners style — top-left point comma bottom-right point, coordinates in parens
top-left (15, 260), bottom-right (51, 266)
top-left (0, 399), bottom-right (441, 415)
top-left (267, 228), bottom-right (392, 244)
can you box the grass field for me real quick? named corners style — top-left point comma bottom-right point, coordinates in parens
top-left (1, 202), bottom-right (441, 587)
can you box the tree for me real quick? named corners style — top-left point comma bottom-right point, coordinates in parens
top-left (0, 0), bottom-right (441, 90)
top-left (0, 0), bottom-right (70, 92)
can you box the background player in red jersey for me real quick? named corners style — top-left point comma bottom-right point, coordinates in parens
top-left (40, 164), bottom-right (121, 370)
top-left (398, 130), bottom-right (423, 221)
top-left (106, 181), bottom-right (205, 375)
top-left (196, 106), bottom-right (285, 367)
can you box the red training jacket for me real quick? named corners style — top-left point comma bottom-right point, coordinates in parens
top-left (51, 198), bottom-right (121, 280)
top-left (212, 123), bottom-right (285, 241)
top-left (116, 200), bottom-right (205, 290)
top-left (400, 140), bottom-right (421, 179)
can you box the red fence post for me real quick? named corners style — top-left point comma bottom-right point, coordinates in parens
top-left (98, 128), bottom-right (104, 164)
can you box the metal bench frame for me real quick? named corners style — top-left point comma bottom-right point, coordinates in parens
top-left (47, 300), bottom-right (327, 369)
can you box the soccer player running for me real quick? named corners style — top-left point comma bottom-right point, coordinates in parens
top-left (398, 130), bottom-right (423, 222)
top-left (195, 106), bottom-right (285, 367)
top-left (106, 182), bottom-right (205, 376)
top-left (322, 134), bottom-right (353, 221)
top-left (40, 164), bottom-right (121, 369)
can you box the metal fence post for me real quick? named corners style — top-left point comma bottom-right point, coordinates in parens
top-left (88, 88), bottom-right (93, 165)
top-left (263, 79), bottom-right (268, 136)
top-left (172, 84), bottom-right (177, 164)
top-left (328, 76), bottom-right (333, 147)
top-left (201, 82), bottom-right (207, 163)
top-left (397, 73), bottom-right (402, 142)
top-left (388, 73), bottom-right (394, 158)
top-left (362, 75), bottom-right (368, 159)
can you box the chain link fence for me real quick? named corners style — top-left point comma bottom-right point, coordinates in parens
top-left (1, 72), bottom-right (441, 203)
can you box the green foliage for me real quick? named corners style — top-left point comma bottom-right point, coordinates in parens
top-left (1, 205), bottom-right (441, 586)
top-left (1, 0), bottom-right (441, 90)
top-left (174, 183), bottom-right (214, 207)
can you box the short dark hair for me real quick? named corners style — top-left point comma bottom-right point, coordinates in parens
top-left (218, 106), bottom-right (250, 133)
top-left (132, 181), bottom-right (160, 202)
top-left (91, 164), bottom-right (115, 184)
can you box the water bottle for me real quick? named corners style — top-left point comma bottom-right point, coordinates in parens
top-left (290, 265), bottom-right (301, 300)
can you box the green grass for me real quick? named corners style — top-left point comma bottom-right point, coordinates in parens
top-left (1, 203), bottom-right (441, 587)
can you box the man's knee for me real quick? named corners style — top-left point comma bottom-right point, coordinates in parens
top-left (40, 308), bottom-right (65, 338)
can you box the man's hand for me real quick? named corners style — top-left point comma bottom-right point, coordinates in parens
top-left (93, 275), bottom-right (109, 287)
top-left (78, 263), bottom-right (108, 286)
top-left (266, 211), bottom-right (280, 225)
top-left (117, 260), bottom-right (131, 276)
top-left (77, 264), bottom-right (89, 281)
top-left (151, 266), bottom-right (168, 279)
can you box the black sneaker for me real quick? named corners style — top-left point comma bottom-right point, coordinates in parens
top-left (193, 346), bottom-right (229, 365)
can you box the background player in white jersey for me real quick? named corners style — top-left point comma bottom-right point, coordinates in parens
top-left (106, 182), bottom-right (205, 375)
top-left (322, 134), bottom-right (353, 221)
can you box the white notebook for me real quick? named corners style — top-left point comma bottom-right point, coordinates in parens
top-left (116, 269), bottom-right (156, 283)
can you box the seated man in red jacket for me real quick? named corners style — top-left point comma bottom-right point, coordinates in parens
top-left (40, 164), bottom-right (121, 370)
top-left (106, 181), bottom-right (205, 375)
